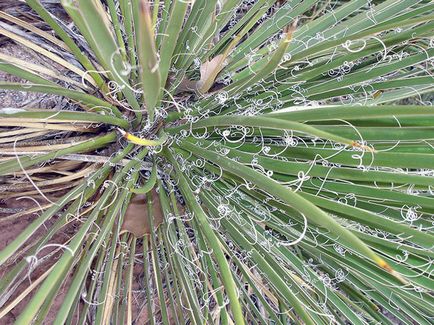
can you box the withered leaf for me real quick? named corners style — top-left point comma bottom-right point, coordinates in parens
top-left (197, 54), bottom-right (225, 93)
top-left (177, 54), bottom-right (225, 94)
top-left (120, 191), bottom-right (164, 238)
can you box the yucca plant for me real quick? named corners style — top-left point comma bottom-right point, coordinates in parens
top-left (0, 0), bottom-right (433, 324)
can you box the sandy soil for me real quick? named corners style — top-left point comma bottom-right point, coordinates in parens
top-left (0, 43), bottom-right (66, 109)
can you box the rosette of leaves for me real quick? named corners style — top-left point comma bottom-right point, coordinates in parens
top-left (0, 0), bottom-right (433, 324)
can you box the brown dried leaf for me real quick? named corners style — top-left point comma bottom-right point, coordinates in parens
top-left (197, 54), bottom-right (225, 93)
top-left (199, 54), bottom-right (224, 82)
top-left (176, 78), bottom-right (198, 93)
top-left (120, 191), bottom-right (164, 238)
top-left (176, 54), bottom-right (225, 94)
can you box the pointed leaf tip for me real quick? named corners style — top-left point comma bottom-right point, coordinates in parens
top-left (284, 18), bottom-right (298, 41)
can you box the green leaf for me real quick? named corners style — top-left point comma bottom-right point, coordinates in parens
top-left (132, 0), bottom-right (161, 122)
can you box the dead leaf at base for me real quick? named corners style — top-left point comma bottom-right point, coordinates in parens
top-left (197, 54), bottom-right (225, 92)
top-left (176, 54), bottom-right (226, 94)
top-left (120, 191), bottom-right (164, 238)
